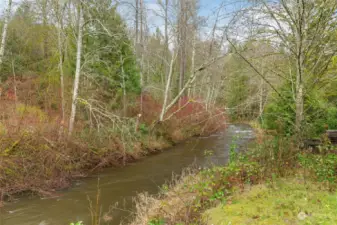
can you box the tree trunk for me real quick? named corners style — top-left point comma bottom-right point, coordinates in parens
top-left (68, 3), bottom-right (83, 136)
top-left (209, 4), bottom-right (221, 56)
top-left (205, 81), bottom-right (212, 110)
top-left (212, 79), bottom-right (224, 107)
top-left (160, 51), bottom-right (176, 121)
top-left (140, 0), bottom-right (143, 45)
top-left (205, 6), bottom-right (221, 110)
top-left (259, 78), bottom-right (264, 117)
top-left (0, 0), bottom-right (12, 67)
top-left (135, 0), bottom-right (139, 45)
top-left (187, 2), bottom-right (197, 98)
top-left (259, 63), bottom-right (265, 117)
top-left (188, 30), bottom-right (196, 97)
top-left (178, 0), bottom-right (187, 94)
top-left (295, 1), bottom-right (305, 135)
top-left (121, 56), bottom-right (127, 117)
top-left (295, 81), bottom-right (304, 132)
top-left (56, 1), bottom-right (66, 137)
top-left (42, 0), bottom-right (49, 59)
top-left (161, 0), bottom-right (169, 87)
top-left (139, 0), bottom-right (144, 114)
top-left (11, 60), bottom-right (17, 106)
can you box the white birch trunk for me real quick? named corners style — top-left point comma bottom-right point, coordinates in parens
top-left (164, 0), bottom-right (168, 83)
top-left (0, 0), bottom-right (12, 67)
top-left (68, 3), bottom-right (83, 136)
top-left (187, 28), bottom-right (196, 97)
top-left (159, 51), bottom-right (176, 121)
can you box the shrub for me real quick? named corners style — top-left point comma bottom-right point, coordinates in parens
top-left (0, 122), bottom-right (7, 135)
top-left (16, 103), bottom-right (48, 122)
top-left (299, 143), bottom-right (337, 190)
top-left (262, 84), bottom-right (295, 136)
top-left (263, 83), bottom-right (337, 138)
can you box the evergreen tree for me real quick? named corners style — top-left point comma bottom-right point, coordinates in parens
top-left (84, 0), bottom-right (140, 103)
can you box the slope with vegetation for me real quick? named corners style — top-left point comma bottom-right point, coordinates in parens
top-left (0, 0), bottom-right (227, 200)
top-left (0, 0), bottom-right (337, 224)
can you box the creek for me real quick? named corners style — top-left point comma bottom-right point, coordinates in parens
top-left (0, 124), bottom-right (254, 225)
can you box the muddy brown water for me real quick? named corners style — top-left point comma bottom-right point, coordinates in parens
top-left (0, 124), bottom-right (254, 225)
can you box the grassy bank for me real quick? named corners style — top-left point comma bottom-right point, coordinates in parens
top-left (128, 128), bottom-right (337, 225)
top-left (205, 178), bottom-right (337, 224)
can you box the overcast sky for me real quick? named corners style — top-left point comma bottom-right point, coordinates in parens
top-left (0, 0), bottom-right (243, 19)
top-left (0, 0), bottom-right (246, 41)
top-left (0, 0), bottom-right (223, 15)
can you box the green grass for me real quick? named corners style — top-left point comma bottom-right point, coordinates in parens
top-left (204, 178), bottom-right (337, 225)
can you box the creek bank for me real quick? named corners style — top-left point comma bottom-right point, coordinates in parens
top-left (0, 90), bottom-right (228, 200)
top-left (128, 129), bottom-right (337, 225)
top-left (130, 173), bottom-right (337, 225)
top-left (0, 113), bottom-right (226, 205)
top-left (1, 124), bottom-right (253, 225)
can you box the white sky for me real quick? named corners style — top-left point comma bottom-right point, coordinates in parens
top-left (0, 0), bottom-right (22, 17)
top-left (0, 0), bottom-right (246, 44)
top-left (0, 0), bottom-right (7, 14)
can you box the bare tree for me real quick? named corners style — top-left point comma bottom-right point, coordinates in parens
top-left (262, 0), bottom-right (337, 134)
top-left (53, 0), bottom-right (66, 137)
top-left (68, 2), bottom-right (84, 136)
top-left (187, 1), bottom-right (197, 97)
top-left (160, 49), bottom-right (177, 121)
top-left (41, 0), bottom-right (49, 58)
top-left (227, 0), bottom-right (337, 135)
top-left (164, 0), bottom-right (169, 79)
top-left (178, 0), bottom-right (187, 93)
top-left (205, 4), bottom-right (223, 110)
top-left (135, 0), bottom-right (139, 45)
top-left (160, 53), bottom-right (228, 121)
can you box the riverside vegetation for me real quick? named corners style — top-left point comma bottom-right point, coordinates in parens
top-left (0, 0), bottom-right (227, 200)
top-left (128, 125), bottom-right (337, 225)
top-left (0, 0), bottom-right (337, 224)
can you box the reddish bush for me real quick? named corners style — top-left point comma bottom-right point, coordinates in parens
top-left (137, 94), bottom-right (163, 124)
top-left (134, 94), bottom-right (226, 138)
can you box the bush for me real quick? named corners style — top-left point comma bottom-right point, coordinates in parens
top-left (262, 84), bottom-right (295, 136)
top-left (0, 122), bottom-right (7, 135)
top-left (263, 83), bottom-right (337, 138)
top-left (304, 92), bottom-right (337, 137)
top-left (299, 142), bottom-right (337, 189)
top-left (16, 103), bottom-right (48, 122)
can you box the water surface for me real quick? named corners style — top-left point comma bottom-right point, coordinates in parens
top-left (0, 124), bottom-right (254, 225)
